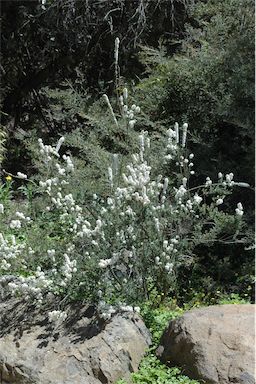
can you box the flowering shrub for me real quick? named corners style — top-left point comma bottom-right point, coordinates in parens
top-left (0, 89), bottom-right (249, 308)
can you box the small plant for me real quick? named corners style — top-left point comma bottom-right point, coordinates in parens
top-left (116, 302), bottom-right (200, 384)
top-left (132, 355), bottom-right (200, 384)
top-left (116, 354), bottom-right (200, 384)
top-left (217, 292), bottom-right (250, 305)
top-left (141, 301), bottom-right (183, 345)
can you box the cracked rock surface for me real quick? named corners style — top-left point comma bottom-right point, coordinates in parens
top-left (156, 304), bottom-right (255, 384)
top-left (0, 298), bottom-right (151, 384)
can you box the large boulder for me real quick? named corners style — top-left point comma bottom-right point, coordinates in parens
top-left (157, 304), bottom-right (255, 384)
top-left (0, 298), bottom-right (151, 384)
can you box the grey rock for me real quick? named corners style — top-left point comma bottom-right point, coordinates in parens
top-left (0, 298), bottom-right (151, 384)
top-left (157, 304), bottom-right (255, 384)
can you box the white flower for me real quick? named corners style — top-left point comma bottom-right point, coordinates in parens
top-left (99, 258), bottom-right (113, 268)
top-left (129, 119), bottom-right (137, 129)
top-left (48, 310), bottom-right (67, 323)
top-left (167, 128), bottom-right (176, 144)
top-left (193, 193), bottom-right (202, 204)
top-left (163, 240), bottom-right (168, 249)
top-left (225, 173), bottom-right (234, 186)
top-left (17, 172), bottom-right (27, 179)
top-left (174, 122), bottom-right (179, 144)
top-left (162, 177), bottom-right (169, 195)
top-left (108, 167), bottom-right (113, 188)
top-left (114, 37), bottom-right (120, 63)
top-left (154, 218), bottom-right (160, 232)
top-left (237, 202), bottom-right (243, 210)
top-left (186, 199), bottom-right (193, 210)
top-left (47, 249), bottom-right (56, 257)
top-left (205, 177), bottom-right (212, 187)
top-left (182, 123), bottom-right (188, 147)
top-left (175, 185), bottom-right (187, 199)
top-left (216, 198), bottom-right (223, 206)
top-left (235, 202), bottom-right (243, 216)
top-left (16, 211), bottom-right (26, 220)
top-left (0, 204), bottom-right (4, 214)
top-left (155, 256), bottom-right (160, 264)
top-left (165, 262), bottom-right (173, 272)
top-left (123, 88), bottom-right (128, 100)
top-left (10, 220), bottom-right (21, 229)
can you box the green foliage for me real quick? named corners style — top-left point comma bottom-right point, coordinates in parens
top-left (216, 293), bottom-right (250, 305)
top-left (136, 0), bottom-right (254, 183)
top-left (141, 302), bottom-right (183, 345)
top-left (1, 0), bottom-right (189, 133)
top-left (131, 355), bottom-right (200, 384)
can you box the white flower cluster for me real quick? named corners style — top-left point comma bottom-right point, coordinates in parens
top-left (107, 132), bottom-right (156, 206)
top-left (38, 138), bottom-right (60, 162)
top-left (0, 124), bottom-right (247, 307)
top-left (155, 238), bottom-right (179, 273)
top-left (9, 211), bottom-right (32, 229)
top-left (48, 310), bottom-right (67, 323)
top-left (61, 254), bottom-right (77, 285)
top-left (15, 211), bottom-right (31, 222)
top-left (38, 136), bottom-right (74, 170)
top-left (218, 172), bottom-right (235, 187)
top-left (175, 185), bottom-right (187, 200)
top-left (119, 88), bottom-right (141, 129)
top-left (0, 234), bottom-right (26, 271)
top-left (224, 173), bottom-right (235, 187)
top-left (98, 258), bottom-right (113, 268)
top-left (165, 122), bottom-right (189, 161)
top-left (205, 177), bottom-right (213, 187)
top-left (39, 177), bottom-right (59, 193)
top-left (9, 220), bottom-right (22, 229)
top-left (8, 266), bottom-right (53, 304)
top-left (98, 300), bottom-right (140, 320)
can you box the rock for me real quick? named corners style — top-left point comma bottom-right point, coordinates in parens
top-left (0, 298), bottom-right (151, 384)
top-left (156, 304), bottom-right (255, 384)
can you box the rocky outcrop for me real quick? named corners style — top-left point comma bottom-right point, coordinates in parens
top-left (0, 298), bottom-right (151, 384)
top-left (156, 304), bottom-right (255, 384)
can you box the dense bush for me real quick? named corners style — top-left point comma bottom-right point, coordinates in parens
top-left (0, 83), bottom-right (250, 310)
top-left (0, 0), bottom-right (254, 308)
